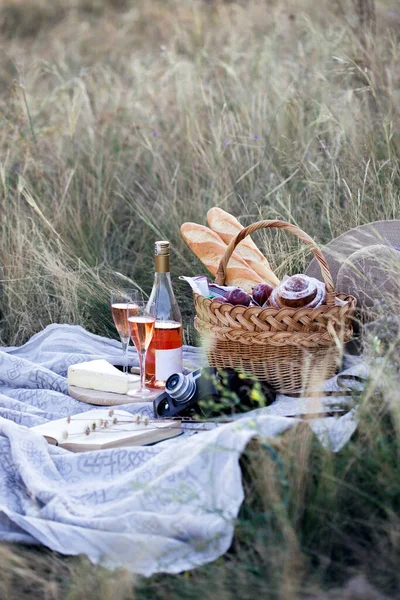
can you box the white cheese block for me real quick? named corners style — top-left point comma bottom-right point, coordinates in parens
top-left (68, 359), bottom-right (136, 394)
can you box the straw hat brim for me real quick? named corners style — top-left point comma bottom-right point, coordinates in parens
top-left (305, 220), bottom-right (400, 285)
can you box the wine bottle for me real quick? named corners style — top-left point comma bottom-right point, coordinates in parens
top-left (145, 241), bottom-right (183, 388)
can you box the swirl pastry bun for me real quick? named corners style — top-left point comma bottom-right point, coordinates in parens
top-left (269, 275), bottom-right (326, 309)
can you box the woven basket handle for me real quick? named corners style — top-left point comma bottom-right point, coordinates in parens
top-left (215, 219), bottom-right (336, 306)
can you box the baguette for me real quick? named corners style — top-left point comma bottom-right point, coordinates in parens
top-left (207, 207), bottom-right (279, 286)
top-left (180, 222), bottom-right (263, 293)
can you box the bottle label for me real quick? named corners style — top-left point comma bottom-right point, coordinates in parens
top-left (155, 347), bottom-right (182, 381)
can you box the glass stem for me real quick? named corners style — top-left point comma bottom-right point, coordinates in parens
top-left (139, 350), bottom-right (146, 392)
top-left (121, 339), bottom-right (129, 375)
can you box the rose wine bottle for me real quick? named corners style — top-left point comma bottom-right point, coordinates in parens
top-left (145, 241), bottom-right (183, 389)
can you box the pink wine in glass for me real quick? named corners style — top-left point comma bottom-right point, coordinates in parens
top-left (128, 316), bottom-right (155, 353)
top-left (111, 303), bottom-right (133, 340)
top-left (127, 301), bottom-right (156, 399)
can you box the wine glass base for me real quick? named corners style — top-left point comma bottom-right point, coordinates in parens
top-left (127, 387), bottom-right (160, 401)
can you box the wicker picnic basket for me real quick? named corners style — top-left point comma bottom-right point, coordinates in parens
top-left (194, 220), bottom-right (356, 393)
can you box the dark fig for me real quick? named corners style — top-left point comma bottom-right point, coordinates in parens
top-left (225, 288), bottom-right (251, 306)
top-left (252, 283), bottom-right (274, 306)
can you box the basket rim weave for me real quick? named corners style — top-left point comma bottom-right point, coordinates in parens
top-left (194, 292), bottom-right (356, 348)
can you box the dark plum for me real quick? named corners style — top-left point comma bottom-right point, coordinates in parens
top-left (225, 288), bottom-right (251, 306)
top-left (252, 283), bottom-right (274, 306)
top-left (213, 296), bottom-right (231, 304)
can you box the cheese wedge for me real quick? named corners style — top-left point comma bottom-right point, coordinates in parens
top-left (68, 359), bottom-right (134, 394)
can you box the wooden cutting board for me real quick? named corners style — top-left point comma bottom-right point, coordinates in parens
top-left (68, 385), bottom-right (161, 406)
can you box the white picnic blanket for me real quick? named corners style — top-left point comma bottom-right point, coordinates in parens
top-left (0, 324), bottom-right (362, 576)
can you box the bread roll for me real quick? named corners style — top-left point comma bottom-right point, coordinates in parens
top-left (207, 207), bottom-right (279, 286)
top-left (269, 275), bottom-right (326, 309)
top-left (180, 222), bottom-right (263, 292)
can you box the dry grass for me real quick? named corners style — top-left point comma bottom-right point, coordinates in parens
top-left (1, 0), bottom-right (400, 345)
top-left (1, 0), bottom-right (400, 597)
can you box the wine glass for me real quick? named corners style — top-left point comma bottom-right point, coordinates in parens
top-left (127, 301), bottom-right (156, 398)
top-left (110, 289), bottom-right (139, 374)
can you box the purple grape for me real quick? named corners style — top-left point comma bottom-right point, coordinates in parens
top-left (252, 283), bottom-right (274, 306)
top-left (225, 288), bottom-right (251, 306)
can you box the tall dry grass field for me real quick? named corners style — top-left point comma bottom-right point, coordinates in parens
top-left (1, 0), bottom-right (400, 598)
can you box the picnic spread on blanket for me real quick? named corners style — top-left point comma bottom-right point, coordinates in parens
top-left (0, 208), bottom-right (398, 576)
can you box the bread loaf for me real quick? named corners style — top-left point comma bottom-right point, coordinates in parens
top-left (207, 207), bottom-right (279, 286)
top-left (180, 222), bottom-right (263, 292)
